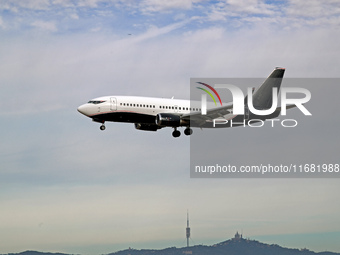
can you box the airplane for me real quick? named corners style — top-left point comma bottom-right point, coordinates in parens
top-left (77, 67), bottom-right (293, 138)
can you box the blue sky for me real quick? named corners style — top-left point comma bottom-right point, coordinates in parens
top-left (1, 1), bottom-right (340, 255)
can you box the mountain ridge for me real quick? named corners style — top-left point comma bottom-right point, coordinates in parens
top-left (3, 237), bottom-right (340, 255)
top-left (109, 237), bottom-right (339, 255)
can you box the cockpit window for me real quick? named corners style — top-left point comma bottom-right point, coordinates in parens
top-left (88, 100), bottom-right (106, 104)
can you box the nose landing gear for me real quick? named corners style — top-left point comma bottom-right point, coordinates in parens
top-left (100, 124), bottom-right (106, 130)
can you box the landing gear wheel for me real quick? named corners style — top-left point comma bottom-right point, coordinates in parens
top-left (100, 125), bottom-right (106, 131)
top-left (184, 127), bottom-right (193, 136)
top-left (172, 130), bottom-right (181, 138)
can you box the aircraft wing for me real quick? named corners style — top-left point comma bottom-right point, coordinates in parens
top-left (180, 103), bottom-right (298, 126)
top-left (272, 104), bottom-right (297, 115)
top-left (181, 102), bottom-right (234, 126)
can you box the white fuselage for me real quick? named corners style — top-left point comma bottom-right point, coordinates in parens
top-left (77, 96), bottom-right (202, 119)
top-left (76, 68), bottom-right (287, 137)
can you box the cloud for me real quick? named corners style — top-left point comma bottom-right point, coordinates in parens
top-left (140, 0), bottom-right (194, 14)
top-left (205, 0), bottom-right (340, 29)
top-left (226, 0), bottom-right (277, 15)
top-left (31, 20), bottom-right (57, 31)
top-left (207, 0), bottom-right (279, 22)
top-left (0, 16), bottom-right (5, 29)
top-left (77, 0), bottom-right (101, 8)
top-left (69, 13), bottom-right (79, 20)
top-left (1, 0), bottom-right (339, 35)
top-left (2, 0), bottom-right (51, 11)
top-left (133, 18), bottom-right (194, 41)
top-left (282, 0), bottom-right (340, 28)
top-left (52, 0), bottom-right (75, 8)
top-left (287, 0), bottom-right (340, 18)
top-left (183, 26), bottom-right (225, 42)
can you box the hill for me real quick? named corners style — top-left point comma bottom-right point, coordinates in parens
top-left (3, 237), bottom-right (339, 255)
top-left (109, 237), bottom-right (339, 255)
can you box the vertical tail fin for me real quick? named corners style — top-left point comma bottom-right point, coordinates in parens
top-left (252, 67), bottom-right (285, 109)
top-left (244, 87), bottom-right (255, 104)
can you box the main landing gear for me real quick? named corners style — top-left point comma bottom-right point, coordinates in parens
top-left (172, 127), bottom-right (193, 138)
top-left (172, 128), bottom-right (181, 138)
top-left (184, 127), bottom-right (193, 136)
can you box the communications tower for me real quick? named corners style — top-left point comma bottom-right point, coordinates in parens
top-left (186, 211), bottom-right (191, 247)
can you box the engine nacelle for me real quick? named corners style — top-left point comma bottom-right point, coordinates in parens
top-left (134, 123), bottom-right (159, 131)
top-left (156, 113), bottom-right (185, 127)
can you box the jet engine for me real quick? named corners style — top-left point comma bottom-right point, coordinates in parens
top-left (134, 123), bottom-right (160, 131)
top-left (156, 113), bottom-right (187, 127)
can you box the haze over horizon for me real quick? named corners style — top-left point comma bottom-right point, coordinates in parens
top-left (1, 1), bottom-right (340, 255)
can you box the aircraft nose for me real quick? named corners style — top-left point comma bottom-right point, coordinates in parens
top-left (77, 104), bottom-right (89, 116)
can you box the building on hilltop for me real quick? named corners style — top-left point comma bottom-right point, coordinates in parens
top-left (233, 231), bottom-right (243, 240)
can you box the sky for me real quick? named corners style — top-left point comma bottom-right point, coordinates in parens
top-left (0, 0), bottom-right (340, 254)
